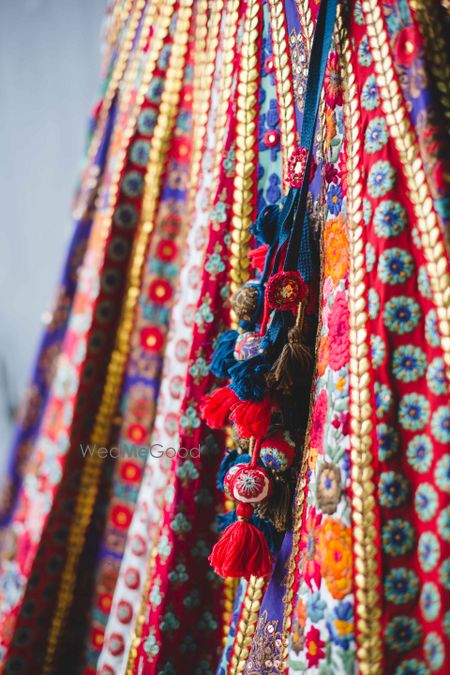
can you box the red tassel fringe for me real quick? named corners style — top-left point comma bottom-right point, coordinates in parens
top-left (209, 518), bottom-right (273, 580)
top-left (200, 386), bottom-right (239, 429)
top-left (230, 396), bottom-right (272, 439)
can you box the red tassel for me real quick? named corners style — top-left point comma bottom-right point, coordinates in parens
top-left (248, 244), bottom-right (269, 273)
top-left (230, 396), bottom-right (272, 439)
top-left (209, 504), bottom-right (273, 579)
top-left (200, 386), bottom-right (239, 429)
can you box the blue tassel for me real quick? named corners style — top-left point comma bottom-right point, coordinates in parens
top-left (216, 509), bottom-right (283, 553)
top-left (229, 354), bottom-right (271, 402)
top-left (211, 329), bottom-right (239, 378)
top-left (216, 450), bottom-right (251, 491)
top-left (250, 203), bottom-right (280, 245)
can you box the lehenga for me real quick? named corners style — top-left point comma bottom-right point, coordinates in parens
top-left (0, 1), bottom-right (449, 674)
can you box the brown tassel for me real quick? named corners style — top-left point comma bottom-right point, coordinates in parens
top-left (267, 325), bottom-right (312, 396)
top-left (257, 475), bottom-right (293, 532)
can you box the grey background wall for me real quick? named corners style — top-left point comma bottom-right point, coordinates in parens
top-left (0, 0), bottom-right (106, 474)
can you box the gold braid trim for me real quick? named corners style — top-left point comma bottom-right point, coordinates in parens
top-left (410, 0), bottom-right (450, 133)
top-left (41, 2), bottom-right (181, 672)
top-left (294, 0), bottom-right (313, 54)
top-left (212, 0), bottom-right (241, 184)
top-left (188, 1), bottom-right (224, 212)
top-left (362, 0), bottom-right (450, 384)
top-left (339, 8), bottom-right (383, 674)
top-left (267, 0), bottom-right (297, 189)
top-left (229, 577), bottom-right (267, 675)
top-left (229, 0), bottom-right (261, 293)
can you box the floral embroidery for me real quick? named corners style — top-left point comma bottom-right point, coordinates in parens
top-left (415, 483), bottom-right (438, 521)
top-left (382, 519), bottom-right (415, 557)
top-left (323, 214), bottom-right (349, 283)
top-left (371, 335), bottom-right (386, 369)
top-left (406, 435), bottom-right (433, 473)
top-left (374, 382), bottom-right (393, 419)
top-left (379, 471), bottom-right (409, 508)
top-left (384, 567), bottom-right (419, 605)
top-left (426, 358), bottom-right (446, 395)
top-left (424, 632), bottom-right (445, 670)
top-left (316, 463), bottom-right (342, 514)
top-left (420, 582), bottom-right (441, 622)
top-left (357, 35), bottom-right (372, 67)
top-left (391, 344), bottom-right (426, 382)
top-left (431, 406), bottom-right (450, 443)
top-left (373, 200), bottom-right (406, 238)
top-left (418, 531), bottom-right (440, 572)
top-left (305, 625), bottom-right (326, 668)
top-left (385, 616), bottom-right (422, 653)
top-left (378, 247), bottom-right (414, 285)
top-left (327, 292), bottom-right (349, 371)
top-left (384, 296), bottom-right (421, 334)
top-left (435, 455), bottom-right (450, 493)
top-left (377, 423), bottom-right (399, 461)
top-left (318, 518), bottom-right (352, 600)
top-left (361, 74), bottom-right (380, 110)
top-left (367, 160), bottom-right (396, 198)
top-left (364, 117), bottom-right (388, 153)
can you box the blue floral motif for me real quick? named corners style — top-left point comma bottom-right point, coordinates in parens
top-left (205, 252), bottom-right (226, 275)
top-left (384, 296), bottom-right (421, 334)
top-left (114, 203), bottom-right (138, 229)
top-left (130, 139), bottom-right (150, 167)
top-left (374, 382), bottom-right (393, 419)
top-left (435, 455), bottom-right (450, 493)
top-left (363, 198), bottom-right (372, 225)
top-left (368, 288), bottom-right (380, 319)
top-left (440, 558), bottom-right (450, 588)
top-left (327, 184), bottom-right (342, 215)
top-left (377, 423), bottom-right (399, 461)
top-left (406, 435), bottom-right (433, 473)
top-left (415, 483), bottom-right (438, 521)
top-left (420, 582), bottom-right (441, 622)
top-left (399, 393), bottom-right (430, 430)
top-left (307, 591), bottom-right (326, 622)
top-left (424, 632), bottom-right (444, 671)
top-left (392, 345), bottom-right (426, 382)
top-left (437, 506), bottom-right (450, 541)
top-left (427, 357), bottom-right (446, 395)
top-left (326, 601), bottom-right (354, 649)
top-left (354, 1), bottom-right (364, 24)
top-left (418, 532), bottom-right (440, 572)
top-left (366, 243), bottom-right (376, 272)
top-left (382, 519), bottom-right (415, 556)
top-left (358, 35), bottom-right (372, 67)
top-left (361, 74), bottom-right (380, 111)
top-left (394, 659), bottom-right (428, 675)
top-left (431, 405), bottom-right (450, 443)
top-left (444, 610), bottom-right (450, 638)
top-left (385, 616), bottom-right (422, 653)
top-left (138, 108), bottom-right (158, 136)
top-left (379, 471), bottom-right (409, 508)
top-left (364, 117), bottom-right (388, 153)
top-left (121, 170), bottom-right (144, 198)
top-left (373, 200), bottom-right (406, 238)
top-left (417, 266), bottom-right (432, 298)
top-left (384, 567), bottom-right (419, 605)
top-left (425, 309), bottom-right (440, 347)
top-left (378, 248), bottom-right (414, 285)
top-left (371, 335), bottom-right (386, 370)
top-left (368, 161), bottom-right (396, 198)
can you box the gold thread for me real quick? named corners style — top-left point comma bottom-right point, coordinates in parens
top-left (229, 576), bottom-right (267, 675)
top-left (339, 8), bottom-right (383, 674)
top-left (294, 0), bottom-right (313, 55)
top-left (229, 0), bottom-right (261, 296)
top-left (267, 0), bottom-right (297, 190)
top-left (41, 2), bottom-right (185, 671)
top-left (362, 0), bottom-right (450, 383)
top-left (188, 1), bottom-right (224, 212)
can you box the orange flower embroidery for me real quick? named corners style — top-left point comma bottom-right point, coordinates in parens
top-left (318, 517), bottom-right (353, 600)
top-left (324, 214), bottom-right (349, 283)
